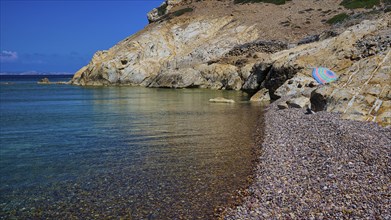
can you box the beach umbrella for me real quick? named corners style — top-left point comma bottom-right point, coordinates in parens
top-left (312, 67), bottom-right (338, 84)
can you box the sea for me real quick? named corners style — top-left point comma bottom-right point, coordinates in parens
top-left (0, 75), bottom-right (263, 219)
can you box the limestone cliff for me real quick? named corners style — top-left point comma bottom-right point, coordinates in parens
top-left (71, 0), bottom-right (390, 125)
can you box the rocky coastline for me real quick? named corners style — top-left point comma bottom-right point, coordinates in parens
top-left (70, 0), bottom-right (390, 126)
top-left (67, 0), bottom-right (390, 218)
top-left (222, 99), bottom-right (390, 219)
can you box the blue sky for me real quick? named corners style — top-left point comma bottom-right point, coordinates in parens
top-left (0, 0), bottom-right (161, 73)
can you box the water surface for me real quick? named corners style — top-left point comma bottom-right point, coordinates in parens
top-left (0, 75), bottom-right (262, 219)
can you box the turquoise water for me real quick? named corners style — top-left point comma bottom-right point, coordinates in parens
top-left (0, 75), bottom-right (262, 219)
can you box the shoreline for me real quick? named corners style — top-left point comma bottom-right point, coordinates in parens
top-left (215, 108), bottom-right (266, 219)
top-left (223, 100), bottom-right (390, 219)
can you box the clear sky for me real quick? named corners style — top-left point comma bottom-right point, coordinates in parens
top-left (0, 0), bottom-right (161, 73)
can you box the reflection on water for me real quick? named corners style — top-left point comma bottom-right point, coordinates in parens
top-left (0, 80), bottom-right (262, 219)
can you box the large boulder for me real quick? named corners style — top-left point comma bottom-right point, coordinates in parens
top-left (287, 96), bottom-right (310, 108)
top-left (250, 88), bottom-right (271, 102)
top-left (310, 86), bottom-right (332, 112)
top-left (274, 75), bottom-right (318, 98)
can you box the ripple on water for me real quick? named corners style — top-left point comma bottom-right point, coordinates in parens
top-left (0, 81), bottom-right (263, 219)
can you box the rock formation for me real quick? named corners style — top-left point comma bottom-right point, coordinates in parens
top-left (71, 0), bottom-right (390, 125)
top-left (37, 77), bottom-right (69, 85)
top-left (38, 77), bottom-right (50, 84)
top-left (147, 0), bottom-right (185, 23)
top-left (274, 16), bottom-right (391, 125)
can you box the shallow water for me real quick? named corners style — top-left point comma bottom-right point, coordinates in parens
top-left (0, 75), bottom-right (262, 219)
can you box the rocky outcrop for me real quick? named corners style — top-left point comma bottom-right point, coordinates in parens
top-left (147, 0), bottom-right (185, 23)
top-left (72, 0), bottom-right (360, 88)
top-left (38, 78), bottom-right (50, 84)
top-left (276, 16), bottom-right (390, 125)
top-left (250, 15), bottom-right (389, 125)
top-left (71, 0), bottom-right (390, 125)
top-left (37, 77), bottom-right (69, 85)
top-left (71, 16), bottom-right (262, 88)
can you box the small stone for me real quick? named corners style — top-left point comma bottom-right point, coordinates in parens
top-left (277, 102), bottom-right (289, 109)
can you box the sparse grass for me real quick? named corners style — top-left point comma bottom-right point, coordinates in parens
top-left (340, 0), bottom-right (380, 9)
top-left (172, 7), bottom-right (194, 17)
top-left (326, 13), bottom-right (350, 24)
top-left (234, 0), bottom-right (291, 5)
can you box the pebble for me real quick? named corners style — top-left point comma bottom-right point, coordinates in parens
top-left (223, 100), bottom-right (391, 219)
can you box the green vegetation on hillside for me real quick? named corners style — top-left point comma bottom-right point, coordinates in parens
top-left (234, 0), bottom-right (291, 5)
top-left (326, 13), bottom-right (350, 24)
top-left (340, 0), bottom-right (380, 9)
top-left (155, 7), bottom-right (194, 22)
top-left (172, 7), bottom-right (194, 17)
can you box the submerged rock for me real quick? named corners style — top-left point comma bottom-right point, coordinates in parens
top-left (209, 97), bottom-right (235, 103)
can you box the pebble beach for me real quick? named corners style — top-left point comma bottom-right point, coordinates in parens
top-left (223, 101), bottom-right (390, 219)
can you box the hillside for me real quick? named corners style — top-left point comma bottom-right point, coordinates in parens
top-left (71, 0), bottom-right (390, 125)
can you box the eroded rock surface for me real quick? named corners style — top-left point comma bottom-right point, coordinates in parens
top-left (265, 15), bottom-right (391, 125)
top-left (71, 0), bottom-right (390, 125)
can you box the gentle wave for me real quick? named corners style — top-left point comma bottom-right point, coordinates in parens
top-left (0, 76), bottom-right (262, 219)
